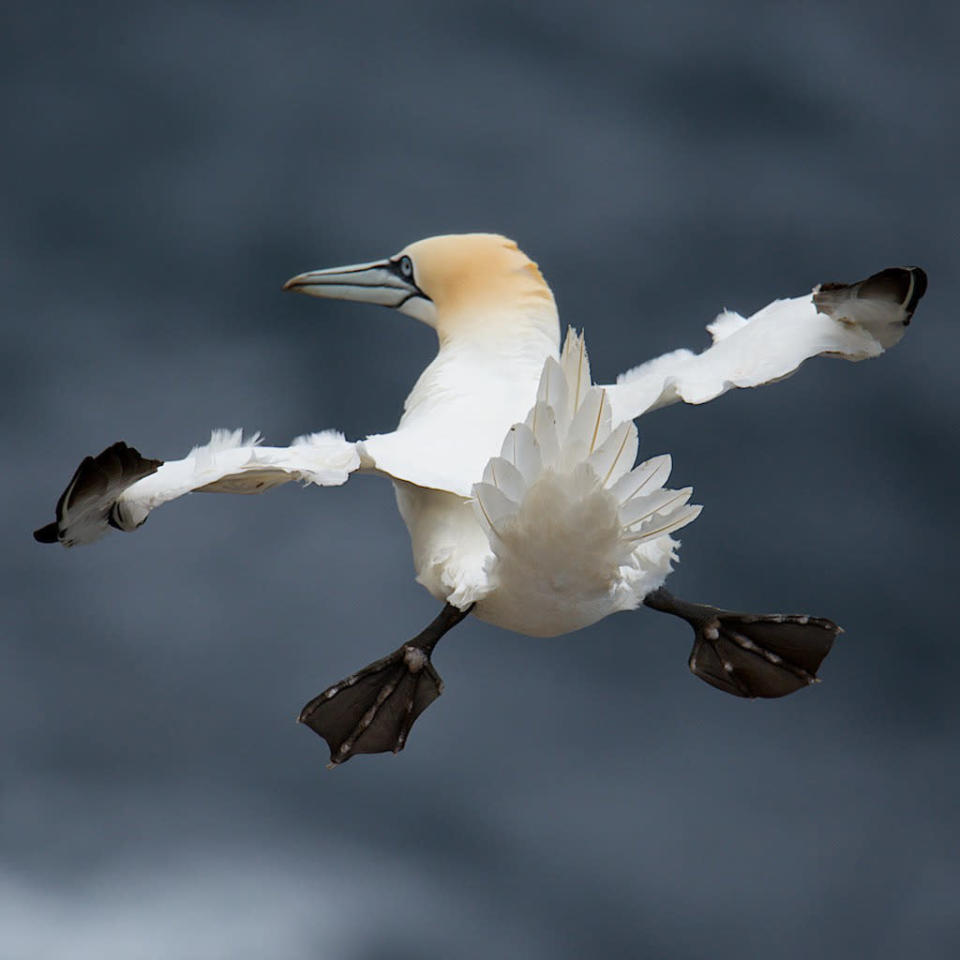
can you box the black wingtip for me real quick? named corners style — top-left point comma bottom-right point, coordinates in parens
top-left (816, 265), bottom-right (928, 321)
top-left (34, 440), bottom-right (164, 547)
top-left (858, 265), bottom-right (928, 319)
top-left (904, 265), bottom-right (928, 316)
top-left (33, 522), bottom-right (59, 544)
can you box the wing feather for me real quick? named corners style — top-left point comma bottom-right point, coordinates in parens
top-left (606, 266), bottom-right (926, 424)
top-left (35, 429), bottom-right (361, 547)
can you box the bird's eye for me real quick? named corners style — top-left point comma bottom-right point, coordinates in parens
top-left (399, 256), bottom-right (414, 279)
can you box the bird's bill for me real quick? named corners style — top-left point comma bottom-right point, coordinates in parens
top-left (283, 258), bottom-right (418, 308)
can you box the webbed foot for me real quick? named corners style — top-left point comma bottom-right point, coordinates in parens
top-left (299, 603), bottom-right (472, 766)
top-left (644, 588), bottom-right (839, 698)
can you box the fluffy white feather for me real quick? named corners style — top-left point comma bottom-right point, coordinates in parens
top-left (470, 330), bottom-right (701, 636)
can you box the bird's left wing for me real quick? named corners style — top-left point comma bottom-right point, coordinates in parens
top-left (34, 428), bottom-right (362, 547)
top-left (605, 266), bottom-right (926, 424)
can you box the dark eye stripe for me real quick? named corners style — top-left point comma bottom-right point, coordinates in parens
top-left (387, 256), bottom-right (431, 303)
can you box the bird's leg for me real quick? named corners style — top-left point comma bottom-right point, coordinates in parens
top-left (299, 602), bottom-right (474, 766)
top-left (643, 588), bottom-right (839, 698)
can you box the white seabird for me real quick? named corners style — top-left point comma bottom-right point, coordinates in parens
top-left (34, 234), bottom-right (927, 765)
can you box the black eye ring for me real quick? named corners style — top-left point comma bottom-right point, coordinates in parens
top-left (399, 255), bottom-right (414, 279)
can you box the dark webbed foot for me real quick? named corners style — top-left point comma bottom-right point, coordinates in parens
top-left (299, 603), bottom-right (472, 766)
top-left (644, 588), bottom-right (839, 698)
top-left (298, 645), bottom-right (444, 765)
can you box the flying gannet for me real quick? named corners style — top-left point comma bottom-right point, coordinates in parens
top-left (34, 234), bottom-right (926, 766)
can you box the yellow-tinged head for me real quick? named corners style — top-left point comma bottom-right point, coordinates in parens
top-left (284, 233), bottom-right (558, 344)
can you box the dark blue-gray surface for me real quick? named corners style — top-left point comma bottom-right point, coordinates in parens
top-left (3, 2), bottom-right (958, 957)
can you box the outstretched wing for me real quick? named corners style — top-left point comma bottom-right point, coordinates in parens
top-left (34, 428), bottom-right (361, 547)
top-left (606, 266), bottom-right (927, 424)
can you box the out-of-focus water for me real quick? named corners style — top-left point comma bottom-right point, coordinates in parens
top-left (3, 2), bottom-right (958, 957)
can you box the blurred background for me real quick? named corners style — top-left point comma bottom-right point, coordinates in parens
top-left (3, 1), bottom-right (958, 957)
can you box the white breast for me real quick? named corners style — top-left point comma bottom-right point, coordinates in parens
top-left (390, 330), bottom-right (702, 639)
top-left (363, 321), bottom-right (559, 497)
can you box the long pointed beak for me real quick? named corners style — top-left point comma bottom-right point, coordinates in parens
top-left (283, 258), bottom-right (419, 308)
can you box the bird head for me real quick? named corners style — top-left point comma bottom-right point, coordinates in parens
top-left (284, 233), bottom-right (558, 346)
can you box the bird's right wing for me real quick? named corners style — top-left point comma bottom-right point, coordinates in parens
top-left (34, 428), bottom-right (362, 547)
top-left (605, 266), bottom-right (926, 424)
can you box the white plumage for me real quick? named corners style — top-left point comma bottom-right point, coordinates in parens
top-left (41, 234), bottom-right (920, 634)
top-left (468, 330), bottom-right (698, 636)
top-left (35, 233), bottom-right (925, 763)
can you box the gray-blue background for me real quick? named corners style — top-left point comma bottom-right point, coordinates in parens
top-left (3, 2), bottom-right (957, 957)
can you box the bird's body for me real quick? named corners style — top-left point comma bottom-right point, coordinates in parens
top-left (392, 327), bottom-right (692, 636)
top-left (35, 233), bottom-right (927, 765)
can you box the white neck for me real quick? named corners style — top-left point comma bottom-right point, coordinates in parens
top-left (403, 302), bottom-right (559, 423)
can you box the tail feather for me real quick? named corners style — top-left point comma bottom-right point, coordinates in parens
top-left (480, 456), bottom-right (527, 504)
top-left (560, 386), bottom-right (611, 471)
top-left (559, 327), bottom-right (592, 415)
top-left (523, 401), bottom-right (561, 467)
top-left (620, 487), bottom-right (694, 531)
top-left (498, 423), bottom-right (542, 486)
top-left (624, 504), bottom-right (703, 544)
top-left (472, 482), bottom-right (518, 541)
top-left (587, 420), bottom-right (638, 489)
top-left (533, 356), bottom-right (570, 431)
top-left (609, 453), bottom-right (672, 506)
top-left (472, 329), bottom-right (701, 603)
